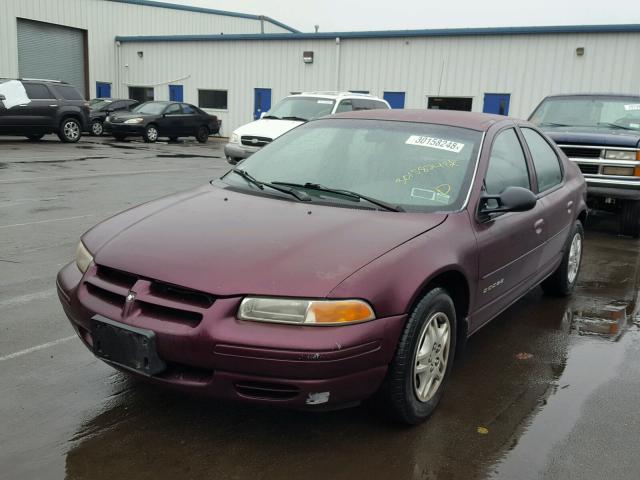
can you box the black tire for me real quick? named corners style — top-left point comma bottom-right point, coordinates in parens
top-left (143, 124), bottom-right (159, 143)
top-left (58, 118), bottom-right (82, 143)
top-left (195, 125), bottom-right (209, 143)
top-left (113, 134), bottom-right (127, 141)
top-left (541, 220), bottom-right (584, 296)
top-left (90, 120), bottom-right (104, 136)
top-left (26, 134), bottom-right (45, 141)
top-left (384, 287), bottom-right (457, 424)
top-left (620, 200), bottom-right (640, 238)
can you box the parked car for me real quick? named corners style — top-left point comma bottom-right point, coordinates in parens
top-left (57, 109), bottom-right (586, 424)
top-left (88, 98), bottom-right (138, 136)
top-left (0, 78), bottom-right (89, 142)
top-left (530, 94), bottom-right (640, 236)
top-left (224, 91), bottom-right (390, 164)
top-left (104, 101), bottom-right (220, 143)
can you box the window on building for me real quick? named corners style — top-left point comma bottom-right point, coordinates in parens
top-left (427, 97), bottom-right (473, 112)
top-left (485, 128), bottom-right (530, 195)
top-left (23, 83), bottom-right (53, 99)
top-left (54, 84), bottom-right (84, 100)
top-left (199, 89), bottom-right (227, 109)
top-left (128, 86), bottom-right (154, 104)
top-left (521, 128), bottom-right (563, 192)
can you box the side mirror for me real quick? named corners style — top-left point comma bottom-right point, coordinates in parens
top-left (0, 94), bottom-right (6, 101)
top-left (479, 186), bottom-right (537, 220)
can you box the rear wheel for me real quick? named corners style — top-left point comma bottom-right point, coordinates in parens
top-left (26, 133), bottom-right (45, 141)
top-left (195, 125), bottom-right (209, 143)
top-left (90, 120), bottom-right (104, 136)
top-left (541, 221), bottom-right (584, 296)
top-left (58, 118), bottom-right (81, 143)
top-left (383, 287), bottom-right (457, 424)
top-left (620, 200), bottom-right (640, 238)
top-left (143, 124), bottom-right (158, 143)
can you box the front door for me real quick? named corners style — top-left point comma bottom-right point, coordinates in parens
top-left (169, 85), bottom-right (183, 102)
top-left (471, 127), bottom-right (547, 323)
top-left (483, 94), bottom-right (510, 116)
top-left (254, 88), bottom-right (271, 120)
top-left (157, 103), bottom-right (183, 135)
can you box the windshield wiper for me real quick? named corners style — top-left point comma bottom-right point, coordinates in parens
top-left (272, 182), bottom-right (404, 212)
top-left (539, 122), bottom-right (571, 127)
top-left (597, 122), bottom-right (635, 131)
top-left (282, 116), bottom-right (308, 122)
top-left (229, 169), bottom-right (310, 201)
top-left (261, 115), bottom-right (280, 120)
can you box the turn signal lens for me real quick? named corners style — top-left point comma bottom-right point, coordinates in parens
top-left (602, 166), bottom-right (635, 176)
top-left (75, 241), bottom-right (94, 273)
top-left (637, 151), bottom-right (640, 161)
top-left (238, 297), bottom-right (375, 326)
top-left (307, 300), bottom-right (375, 325)
top-left (635, 166), bottom-right (640, 177)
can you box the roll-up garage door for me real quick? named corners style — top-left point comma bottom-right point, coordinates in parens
top-left (17, 19), bottom-right (87, 97)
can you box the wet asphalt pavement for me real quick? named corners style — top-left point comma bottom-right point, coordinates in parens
top-left (1, 135), bottom-right (639, 480)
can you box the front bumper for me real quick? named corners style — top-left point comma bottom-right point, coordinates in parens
top-left (56, 261), bottom-right (406, 410)
top-left (586, 178), bottom-right (640, 201)
top-left (224, 143), bottom-right (260, 164)
top-left (103, 121), bottom-right (145, 137)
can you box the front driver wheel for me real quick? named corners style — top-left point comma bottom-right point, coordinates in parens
top-left (541, 220), bottom-right (584, 296)
top-left (384, 287), bottom-right (457, 424)
top-left (90, 120), bottom-right (104, 136)
top-left (58, 118), bottom-right (81, 143)
top-left (143, 124), bottom-right (158, 143)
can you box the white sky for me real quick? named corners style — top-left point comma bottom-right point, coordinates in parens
top-left (161, 0), bottom-right (640, 32)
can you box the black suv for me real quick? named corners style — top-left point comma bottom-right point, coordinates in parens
top-left (530, 94), bottom-right (640, 237)
top-left (0, 78), bottom-right (89, 142)
top-left (88, 98), bottom-right (138, 136)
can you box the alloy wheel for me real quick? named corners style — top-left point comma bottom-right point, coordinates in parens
top-left (567, 232), bottom-right (582, 283)
top-left (413, 311), bottom-right (451, 402)
top-left (64, 121), bottom-right (80, 141)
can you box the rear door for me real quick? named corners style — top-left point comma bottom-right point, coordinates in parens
top-left (180, 103), bottom-right (200, 134)
top-left (16, 82), bottom-right (58, 127)
top-left (519, 127), bottom-right (572, 270)
top-left (472, 127), bottom-right (547, 316)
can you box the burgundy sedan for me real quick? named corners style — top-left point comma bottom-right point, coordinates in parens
top-left (56, 110), bottom-right (586, 424)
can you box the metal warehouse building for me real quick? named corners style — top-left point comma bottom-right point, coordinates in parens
top-left (2, 0), bottom-right (640, 135)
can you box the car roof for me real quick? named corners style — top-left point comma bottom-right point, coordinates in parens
top-left (292, 91), bottom-right (386, 101)
top-left (326, 108), bottom-right (515, 131)
top-left (543, 93), bottom-right (640, 100)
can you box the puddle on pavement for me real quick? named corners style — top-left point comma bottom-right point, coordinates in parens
top-left (9, 156), bottom-right (107, 164)
top-left (570, 301), bottom-right (631, 339)
top-left (156, 153), bottom-right (220, 159)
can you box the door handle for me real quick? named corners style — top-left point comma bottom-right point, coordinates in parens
top-left (566, 200), bottom-right (574, 214)
top-left (534, 219), bottom-right (545, 234)
top-left (48, 104), bottom-right (58, 107)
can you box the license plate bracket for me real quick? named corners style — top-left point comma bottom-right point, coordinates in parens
top-left (91, 315), bottom-right (166, 376)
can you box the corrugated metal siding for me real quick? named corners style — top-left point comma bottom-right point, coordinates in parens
top-left (0, 0), bottom-right (288, 97)
top-left (17, 19), bottom-right (86, 96)
top-left (114, 32), bottom-right (640, 134)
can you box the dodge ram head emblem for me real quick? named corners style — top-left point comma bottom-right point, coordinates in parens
top-left (126, 293), bottom-right (135, 303)
top-left (122, 292), bottom-right (136, 317)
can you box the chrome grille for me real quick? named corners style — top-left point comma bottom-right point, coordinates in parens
top-left (560, 146), bottom-right (603, 158)
top-left (578, 164), bottom-right (600, 175)
top-left (241, 136), bottom-right (272, 147)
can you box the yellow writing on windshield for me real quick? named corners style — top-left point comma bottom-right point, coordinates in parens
top-left (395, 160), bottom-right (460, 185)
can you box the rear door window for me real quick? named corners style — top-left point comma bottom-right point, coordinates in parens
top-left (521, 128), bottom-right (563, 192)
top-left (181, 104), bottom-right (195, 114)
top-left (334, 100), bottom-right (353, 113)
top-left (23, 83), bottom-right (53, 99)
top-left (485, 128), bottom-right (531, 194)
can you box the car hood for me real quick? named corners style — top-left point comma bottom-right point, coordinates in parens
top-left (233, 118), bottom-right (304, 140)
top-left (540, 125), bottom-right (640, 148)
top-left (86, 185), bottom-right (447, 298)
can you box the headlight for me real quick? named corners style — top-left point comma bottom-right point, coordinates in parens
top-left (124, 117), bottom-right (144, 124)
top-left (604, 150), bottom-right (636, 160)
top-left (75, 241), bottom-right (94, 273)
top-left (238, 297), bottom-right (375, 326)
top-left (231, 132), bottom-right (240, 144)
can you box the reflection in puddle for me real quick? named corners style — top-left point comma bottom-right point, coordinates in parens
top-left (570, 301), bottom-right (629, 340)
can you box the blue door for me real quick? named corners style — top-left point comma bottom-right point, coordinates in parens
top-left (169, 85), bottom-right (184, 102)
top-left (96, 82), bottom-right (111, 98)
top-left (383, 92), bottom-right (405, 109)
top-left (254, 88), bottom-right (272, 119)
top-left (483, 93), bottom-right (511, 116)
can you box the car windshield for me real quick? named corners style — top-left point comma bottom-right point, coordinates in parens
top-left (265, 97), bottom-right (336, 121)
top-left (530, 96), bottom-right (640, 130)
top-left (223, 118), bottom-right (482, 212)
top-left (91, 99), bottom-right (112, 111)
top-left (133, 102), bottom-right (166, 115)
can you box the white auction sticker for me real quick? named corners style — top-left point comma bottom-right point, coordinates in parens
top-left (405, 135), bottom-right (465, 153)
top-left (624, 104), bottom-right (640, 111)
